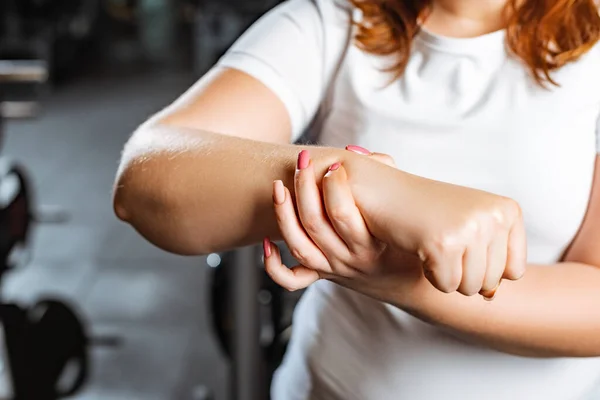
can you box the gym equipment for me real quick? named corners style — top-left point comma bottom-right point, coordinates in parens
top-left (210, 251), bottom-right (285, 364)
top-left (0, 62), bottom-right (116, 399)
top-left (207, 244), bottom-right (304, 400)
top-left (0, 155), bottom-right (118, 399)
top-left (0, 156), bottom-right (94, 399)
top-left (0, 60), bottom-right (48, 128)
top-left (0, 300), bottom-right (89, 399)
top-left (0, 60), bottom-right (49, 269)
top-left (0, 160), bottom-right (32, 273)
top-left (213, 252), bottom-right (299, 365)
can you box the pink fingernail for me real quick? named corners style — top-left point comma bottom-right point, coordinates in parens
top-left (345, 145), bottom-right (371, 155)
top-left (297, 150), bottom-right (310, 170)
top-left (328, 163), bottom-right (341, 172)
top-left (263, 237), bottom-right (272, 258)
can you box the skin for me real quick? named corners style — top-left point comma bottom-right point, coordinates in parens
top-left (266, 154), bottom-right (600, 357)
top-left (115, 66), bottom-right (524, 294)
top-left (114, 0), bottom-right (600, 357)
top-left (429, 0), bottom-right (511, 37)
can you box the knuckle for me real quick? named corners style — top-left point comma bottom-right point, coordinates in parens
top-left (423, 264), bottom-right (461, 294)
top-left (417, 247), bottom-right (431, 263)
top-left (352, 253), bottom-right (374, 269)
top-left (505, 197), bottom-right (521, 215)
top-left (458, 283), bottom-right (481, 297)
top-left (429, 233), bottom-right (461, 255)
top-left (290, 247), bottom-right (309, 265)
top-left (500, 198), bottom-right (521, 222)
top-left (274, 210), bottom-right (287, 225)
top-left (264, 262), bottom-right (276, 277)
top-left (421, 255), bottom-right (438, 273)
top-left (487, 206), bottom-right (508, 229)
top-left (438, 281), bottom-right (458, 294)
top-left (465, 218), bottom-right (484, 238)
top-left (302, 214), bottom-right (321, 234)
top-left (382, 154), bottom-right (395, 165)
top-left (295, 171), bottom-right (310, 186)
top-left (481, 278), bottom-right (500, 292)
top-left (285, 282), bottom-right (300, 292)
top-left (438, 265), bottom-right (462, 293)
top-left (328, 206), bottom-right (352, 226)
top-left (447, 270), bottom-right (462, 292)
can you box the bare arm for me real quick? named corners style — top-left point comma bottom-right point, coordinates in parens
top-left (394, 157), bottom-right (600, 357)
top-left (114, 68), bottom-right (408, 255)
top-left (114, 68), bottom-right (344, 254)
top-left (399, 262), bottom-right (600, 357)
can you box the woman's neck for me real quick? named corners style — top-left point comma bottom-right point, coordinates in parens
top-left (424, 0), bottom-right (509, 38)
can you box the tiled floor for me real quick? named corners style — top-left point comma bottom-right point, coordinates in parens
top-left (2, 68), bottom-right (229, 400)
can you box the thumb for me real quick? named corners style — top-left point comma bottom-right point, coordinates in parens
top-left (345, 145), bottom-right (396, 168)
top-left (369, 152), bottom-right (396, 168)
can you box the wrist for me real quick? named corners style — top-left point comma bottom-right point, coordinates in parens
top-left (380, 247), bottom-right (428, 308)
top-left (301, 145), bottom-right (360, 177)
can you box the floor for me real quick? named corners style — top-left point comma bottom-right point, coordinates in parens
top-left (2, 68), bottom-right (230, 400)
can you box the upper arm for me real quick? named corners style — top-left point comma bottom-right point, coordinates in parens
top-left (155, 0), bottom-right (337, 144)
top-left (160, 67), bottom-right (294, 144)
top-left (564, 155), bottom-right (600, 266)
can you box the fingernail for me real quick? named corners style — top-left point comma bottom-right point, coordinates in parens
top-left (263, 237), bottom-right (272, 258)
top-left (345, 145), bottom-right (371, 155)
top-left (483, 293), bottom-right (496, 301)
top-left (328, 162), bottom-right (341, 172)
top-left (273, 180), bottom-right (285, 205)
top-left (297, 150), bottom-right (310, 170)
top-left (481, 286), bottom-right (499, 301)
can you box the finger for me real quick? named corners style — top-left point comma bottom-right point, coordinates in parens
top-left (480, 281), bottom-right (501, 301)
top-left (421, 250), bottom-right (463, 294)
top-left (322, 163), bottom-right (373, 253)
top-left (345, 145), bottom-right (372, 155)
top-left (481, 233), bottom-right (509, 292)
top-left (369, 152), bottom-right (396, 168)
top-left (295, 151), bottom-right (348, 256)
top-left (273, 180), bottom-right (330, 271)
top-left (263, 238), bottom-right (319, 291)
top-left (504, 214), bottom-right (527, 281)
top-left (345, 145), bottom-right (396, 167)
top-left (458, 243), bottom-right (487, 296)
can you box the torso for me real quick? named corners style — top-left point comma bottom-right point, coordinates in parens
top-left (273, 20), bottom-right (600, 400)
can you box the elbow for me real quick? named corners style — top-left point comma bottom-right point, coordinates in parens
top-left (113, 182), bottom-right (131, 223)
top-left (112, 156), bottom-right (145, 225)
top-left (112, 123), bottom-right (225, 256)
top-left (112, 162), bottom-right (215, 256)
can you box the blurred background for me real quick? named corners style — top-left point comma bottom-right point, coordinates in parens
top-left (0, 1), bottom-right (293, 399)
top-left (6, 2), bottom-right (600, 400)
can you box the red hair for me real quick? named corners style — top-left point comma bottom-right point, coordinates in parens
top-left (350, 0), bottom-right (600, 85)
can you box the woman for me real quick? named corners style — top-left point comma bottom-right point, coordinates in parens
top-left (113, 0), bottom-right (600, 398)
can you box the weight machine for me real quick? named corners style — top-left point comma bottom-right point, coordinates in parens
top-left (0, 59), bottom-right (117, 400)
top-left (207, 245), bottom-right (302, 400)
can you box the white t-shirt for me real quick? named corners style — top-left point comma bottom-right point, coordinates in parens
top-left (218, 0), bottom-right (600, 398)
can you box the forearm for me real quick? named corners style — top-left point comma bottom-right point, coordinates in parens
top-left (397, 262), bottom-right (600, 357)
top-left (114, 124), bottom-right (351, 254)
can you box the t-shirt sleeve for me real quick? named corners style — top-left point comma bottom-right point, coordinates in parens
top-left (217, 0), bottom-right (347, 142)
